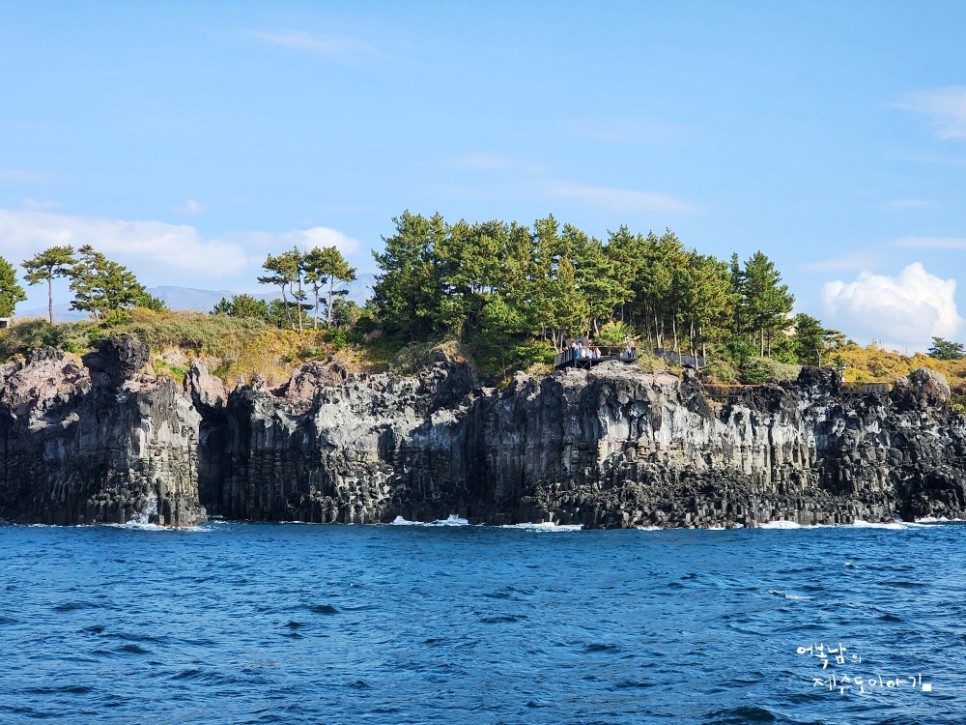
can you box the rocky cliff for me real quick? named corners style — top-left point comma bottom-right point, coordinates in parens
top-left (2, 334), bottom-right (965, 528)
top-left (0, 337), bottom-right (204, 526)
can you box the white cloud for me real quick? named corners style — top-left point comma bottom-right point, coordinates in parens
top-left (548, 181), bottom-right (696, 214)
top-left (822, 263), bottom-right (963, 351)
top-left (891, 236), bottom-right (966, 250)
top-left (172, 199), bottom-right (205, 215)
top-left (276, 226), bottom-right (361, 255)
top-left (0, 168), bottom-right (44, 183)
top-left (0, 209), bottom-right (250, 284)
top-left (896, 86), bottom-right (966, 140)
top-left (249, 30), bottom-right (376, 57)
top-left (802, 252), bottom-right (883, 273)
top-left (0, 209), bottom-right (363, 293)
top-left (20, 198), bottom-right (60, 211)
top-left (441, 153), bottom-right (546, 174)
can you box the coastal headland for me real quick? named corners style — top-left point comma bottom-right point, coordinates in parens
top-left (2, 334), bottom-right (964, 529)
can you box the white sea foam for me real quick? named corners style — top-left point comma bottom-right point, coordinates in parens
top-left (915, 516), bottom-right (965, 524)
top-left (390, 514), bottom-right (470, 527)
top-left (768, 589), bottom-right (811, 600)
top-left (390, 515), bottom-right (418, 526)
top-left (500, 522), bottom-right (583, 532)
top-left (758, 520), bottom-right (802, 529)
top-left (431, 515), bottom-right (470, 526)
top-left (849, 520), bottom-right (905, 530)
top-left (103, 521), bottom-right (209, 533)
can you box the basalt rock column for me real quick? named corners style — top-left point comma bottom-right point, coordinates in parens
top-left (0, 334), bottom-right (205, 526)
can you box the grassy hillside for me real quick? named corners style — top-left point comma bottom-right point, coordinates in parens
top-left (1, 311), bottom-right (965, 408)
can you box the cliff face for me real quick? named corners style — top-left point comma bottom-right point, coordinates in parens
top-left (0, 338), bottom-right (204, 526)
top-left (2, 335), bottom-right (965, 528)
top-left (468, 364), bottom-right (966, 527)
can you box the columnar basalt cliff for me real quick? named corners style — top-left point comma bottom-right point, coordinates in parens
top-left (2, 335), bottom-right (965, 528)
top-left (0, 336), bottom-right (204, 526)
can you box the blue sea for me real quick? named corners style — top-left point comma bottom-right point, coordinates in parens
top-left (1, 518), bottom-right (964, 724)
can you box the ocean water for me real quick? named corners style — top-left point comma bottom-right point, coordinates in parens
top-left (1, 518), bottom-right (964, 724)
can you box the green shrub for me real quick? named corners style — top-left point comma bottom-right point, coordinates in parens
top-left (117, 310), bottom-right (269, 356)
top-left (595, 321), bottom-right (634, 347)
top-left (153, 359), bottom-right (188, 384)
top-left (0, 319), bottom-right (104, 360)
top-left (739, 356), bottom-right (802, 384)
top-left (700, 359), bottom-right (740, 384)
top-left (390, 337), bottom-right (469, 374)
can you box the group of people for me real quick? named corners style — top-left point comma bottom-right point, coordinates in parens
top-left (564, 339), bottom-right (637, 364)
top-left (568, 340), bottom-right (602, 360)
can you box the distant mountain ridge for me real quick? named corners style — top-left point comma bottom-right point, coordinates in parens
top-left (15, 274), bottom-right (377, 322)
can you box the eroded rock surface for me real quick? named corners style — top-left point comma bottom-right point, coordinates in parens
top-left (0, 334), bottom-right (204, 526)
top-left (2, 340), bottom-right (965, 528)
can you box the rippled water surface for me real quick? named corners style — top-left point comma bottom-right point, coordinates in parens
top-left (1, 519), bottom-right (964, 724)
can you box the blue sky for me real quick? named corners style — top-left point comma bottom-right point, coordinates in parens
top-left (2, 1), bottom-right (965, 352)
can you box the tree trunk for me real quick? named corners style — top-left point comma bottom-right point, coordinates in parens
top-left (281, 288), bottom-right (294, 330)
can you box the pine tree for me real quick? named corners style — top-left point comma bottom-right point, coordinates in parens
top-left (257, 250), bottom-right (302, 331)
top-left (371, 211), bottom-right (444, 339)
top-left (0, 256), bottom-right (27, 317)
top-left (927, 337), bottom-right (965, 360)
top-left (69, 245), bottom-right (148, 322)
top-left (21, 245), bottom-right (76, 324)
top-left (302, 245), bottom-right (357, 328)
top-left (741, 251), bottom-right (794, 357)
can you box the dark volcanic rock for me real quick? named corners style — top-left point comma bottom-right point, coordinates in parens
top-left (2, 346), bottom-right (965, 528)
top-left (82, 333), bottom-right (150, 386)
top-left (0, 337), bottom-right (205, 526)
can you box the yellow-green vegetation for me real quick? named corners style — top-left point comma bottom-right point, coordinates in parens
top-left (2, 310), bottom-right (965, 408)
top-left (121, 310), bottom-right (344, 388)
top-left (0, 310), bottom-right (344, 389)
top-left (374, 337), bottom-right (471, 376)
top-left (835, 343), bottom-right (966, 405)
top-left (0, 317), bottom-right (106, 358)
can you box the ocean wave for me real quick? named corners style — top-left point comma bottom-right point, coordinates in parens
top-left (390, 514), bottom-right (470, 527)
top-left (767, 589), bottom-right (811, 601)
top-left (757, 520), bottom-right (802, 529)
top-left (849, 520), bottom-right (906, 530)
top-left (102, 521), bottom-right (209, 533)
top-left (498, 522), bottom-right (582, 532)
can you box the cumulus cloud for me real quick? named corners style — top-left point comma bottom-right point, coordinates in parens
top-left (172, 199), bottom-right (205, 215)
top-left (896, 86), bottom-right (966, 140)
top-left (822, 263), bottom-right (963, 351)
top-left (277, 226), bottom-right (361, 255)
top-left (0, 209), bottom-right (250, 284)
top-left (547, 181), bottom-right (696, 214)
top-left (0, 209), bottom-right (363, 292)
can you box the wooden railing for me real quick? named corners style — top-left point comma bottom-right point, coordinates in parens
top-left (554, 345), bottom-right (637, 369)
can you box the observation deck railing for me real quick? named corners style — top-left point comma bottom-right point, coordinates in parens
top-left (554, 345), bottom-right (637, 370)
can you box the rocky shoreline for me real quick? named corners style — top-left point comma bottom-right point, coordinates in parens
top-left (2, 334), bottom-right (965, 529)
